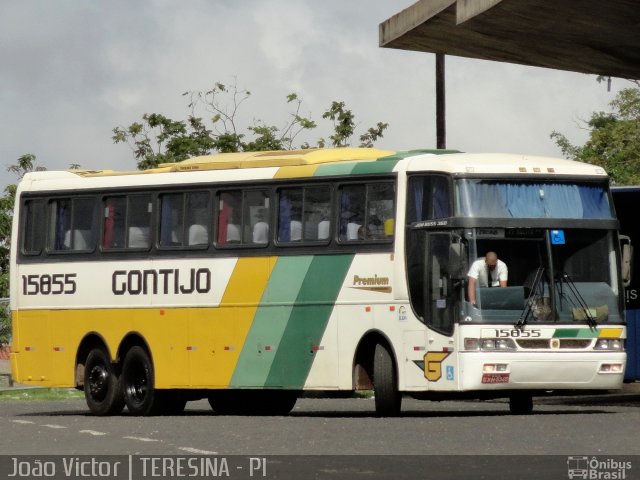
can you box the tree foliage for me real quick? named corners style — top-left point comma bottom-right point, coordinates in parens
top-left (551, 87), bottom-right (640, 184)
top-left (0, 154), bottom-right (46, 344)
top-left (113, 81), bottom-right (388, 170)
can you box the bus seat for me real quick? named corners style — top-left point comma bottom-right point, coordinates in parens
top-left (128, 226), bottom-right (150, 248)
top-left (252, 221), bottom-right (269, 244)
top-left (290, 220), bottom-right (302, 241)
top-left (317, 220), bottom-right (330, 240)
top-left (188, 224), bottom-right (208, 245)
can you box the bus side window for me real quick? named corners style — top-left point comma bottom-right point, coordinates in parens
top-left (128, 194), bottom-right (152, 249)
top-left (246, 190), bottom-right (270, 245)
top-left (339, 182), bottom-right (394, 242)
top-left (159, 191), bottom-right (209, 248)
top-left (159, 193), bottom-right (184, 247)
top-left (103, 197), bottom-right (127, 249)
top-left (339, 185), bottom-right (365, 241)
top-left (49, 197), bottom-right (97, 252)
top-left (22, 199), bottom-right (45, 255)
top-left (278, 186), bottom-right (331, 243)
top-left (217, 191), bottom-right (242, 245)
top-left (186, 192), bottom-right (210, 246)
top-left (278, 188), bottom-right (303, 242)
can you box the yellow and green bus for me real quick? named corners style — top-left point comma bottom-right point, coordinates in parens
top-left (10, 148), bottom-right (627, 416)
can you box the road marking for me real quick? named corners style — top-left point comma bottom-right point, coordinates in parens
top-left (11, 420), bottom-right (35, 425)
top-left (80, 429), bottom-right (107, 436)
top-left (42, 424), bottom-right (67, 429)
top-left (123, 436), bottom-right (159, 443)
top-left (177, 447), bottom-right (219, 455)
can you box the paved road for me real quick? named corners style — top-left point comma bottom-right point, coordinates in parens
top-left (1, 396), bottom-right (640, 456)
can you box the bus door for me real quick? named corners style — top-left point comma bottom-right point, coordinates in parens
top-left (422, 232), bottom-right (463, 390)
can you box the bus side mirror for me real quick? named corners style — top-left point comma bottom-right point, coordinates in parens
top-left (620, 235), bottom-right (633, 288)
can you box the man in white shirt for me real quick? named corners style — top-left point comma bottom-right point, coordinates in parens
top-left (467, 251), bottom-right (508, 306)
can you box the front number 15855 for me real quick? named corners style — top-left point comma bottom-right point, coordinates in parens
top-left (22, 274), bottom-right (77, 295)
top-left (494, 328), bottom-right (541, 338)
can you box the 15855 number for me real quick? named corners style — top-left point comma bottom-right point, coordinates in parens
top-left (21, 274), bottom-right (77, 295)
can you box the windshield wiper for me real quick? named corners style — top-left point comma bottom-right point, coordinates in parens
top-left (515, 266), bottom-right (545, 329)
top-left (557, 272), bottom-right (597, 329)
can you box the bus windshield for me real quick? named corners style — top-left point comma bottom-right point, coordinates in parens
top-left (467, 228), bottom-right (623, 325)
top-left (457, 180), bottom-right (613, 219)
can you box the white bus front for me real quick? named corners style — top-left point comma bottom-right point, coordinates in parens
top-left (405, 175), bottom-right (626, 411)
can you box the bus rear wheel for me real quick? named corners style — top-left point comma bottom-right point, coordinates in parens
top-left (83, 348), bottom-right (124, 416)
top-left (373, 343), bottom-right (401, 416)
top-left (153, 391), bottom-right (187, 415)
top-left (509, 393), bottom-right (533, 415)
top-left (122, 346), bottom-right (156, 416)
top-left (208, 390), bottom-right (298, 416)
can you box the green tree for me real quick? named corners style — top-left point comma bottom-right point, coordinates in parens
top-left (114, 81), bottom-right (388, 170)
top-left (551, 87), bottom-right (640, 184)
top-left (0, 154), bottom-right (46, 345)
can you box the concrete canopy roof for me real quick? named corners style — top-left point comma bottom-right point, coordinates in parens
top-left (380, 0), bottom-right (640, 79)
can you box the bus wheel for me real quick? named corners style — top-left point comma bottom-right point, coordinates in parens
top-left (208, 391), bottom-right (239, 415)
top-left (509, 394), bottom-right (533, 415)
top-left (253, 391), bottom-right (298, 415)
top-left (84, 348), bottom-right (124, 416)
top-left (373, 343), bottom-right (401, 416)
top-left (122, 346), bottom-right (156, 416)
top-left (154, 392), bottom-right (187, 415)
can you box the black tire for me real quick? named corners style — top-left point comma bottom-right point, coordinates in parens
top-left (83, 348), bottom-right (124, 416)
top-left (153, 391), bottom-right (187, 415)
top-left (122, 346), bottom-right (156, 416)
top-left (509, 393), bottom-right (533, 415)
top-left (208, 390), bottom-right (298, 416)
top-left (373, 343), bottom-right (401, 416)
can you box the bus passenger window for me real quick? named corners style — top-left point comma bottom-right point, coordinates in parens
top-left (366, 183), bottom-right (395, 240)
top-left (159, 193), bottom-right (184, 247)
top-left (217, 191), bottom-right (242, 245)
top-left (278, 186), bottom-right (330, 243)
top-left (160, 191), bottom-right (209, 248)
top-left (246, 190), bottom-right (270, 245)
top-left (127, 195), bottom-right (152, 249)
top-left (278, 189), bottom-right (302, 242)
top-left (103, 197), bottom-right (126, 249)
top-left (339, 182), bottom-right (394, 242)
top-left (22, 199), bottom-right (45, 255)
top-left (186, 192), bottom-right (210, 246)
top-left (339, 185), bottom-right (365, 241)
top-left (49, 197), bottom-right (97, 252)
top-left (305, 187), bottom-right (330, 242)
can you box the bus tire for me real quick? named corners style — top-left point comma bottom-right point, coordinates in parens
top-left (509, 393), bottom-right (533, 415)
top-left (122, 346), bottom-right (156, 416)
top-left (373, 343), bottom-right (401, 416)
top-left (153, 391), bottom-right (187, 415)
top-left (208, 390), bottom-right (298, 416)
top-left (83, 348), bottom-right (124, 416)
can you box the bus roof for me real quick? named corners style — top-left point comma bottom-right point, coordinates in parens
top-left (19, 148), bottom-right (609, 190)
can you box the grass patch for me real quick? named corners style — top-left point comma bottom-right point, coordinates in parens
top-left (0, 388), bottom-right (84, 401)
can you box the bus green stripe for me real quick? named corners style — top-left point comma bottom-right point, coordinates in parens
top-left (351, 159), bottom-right (399, 175)
top-left (313, 159), bottom-right (399, 177)
top-left (264, 254), bottom-right (354, 388)
top-left (552, 328), bottom-right (599, 338)
top-left (229, 256), bottom-right (314, 387)
top-left (313, 162), bottom-right (358, 176)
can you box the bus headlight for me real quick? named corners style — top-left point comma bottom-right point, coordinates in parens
top-left (464, 338), bottom-right (480, 351)
top-left (595, 339), bottom-right (624, 351)
top-left (464, 338), bottom-right (517, 351)
top-left (481, 338), bottom-right (516, 351)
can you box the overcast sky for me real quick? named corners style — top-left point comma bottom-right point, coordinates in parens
top-left (0, 0), bottom-right (626, 192)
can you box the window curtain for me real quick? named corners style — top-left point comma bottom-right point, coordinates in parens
top-left (279, 193), bottom-right (291, 242)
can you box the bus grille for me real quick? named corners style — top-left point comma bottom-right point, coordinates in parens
top-left (516, 339), bottom-right (593, 349)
